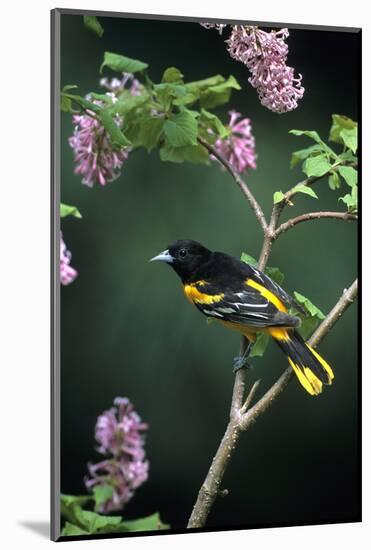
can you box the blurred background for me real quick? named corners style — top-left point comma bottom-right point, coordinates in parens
top-left (60, 14), bottom-right (359, 531)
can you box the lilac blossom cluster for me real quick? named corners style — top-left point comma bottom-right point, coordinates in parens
top-left (68, 74), bottom-right (140, 187)
top-left (85, 397), bottom-right (149, 513)
top-left (60, 233), bottom-right (78, 285)
top-left (212, 110), bottom-right (257, 174)
top-left (201, 24), bottom-right (304, 113)
top-left (227, 26), bottom-right (304, 113)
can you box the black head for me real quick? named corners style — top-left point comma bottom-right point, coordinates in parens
top-left (150, 239), bottom-right (212, 282)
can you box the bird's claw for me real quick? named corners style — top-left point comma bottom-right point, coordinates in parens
top-left (233, 355), bottom-right (252, 373)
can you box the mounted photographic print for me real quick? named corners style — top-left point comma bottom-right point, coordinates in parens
top-left (51, 8), bottom-right (360, 542)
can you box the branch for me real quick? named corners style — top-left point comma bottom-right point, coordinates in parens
top-left (187, 278), bottom-right (358, 528)
top-left (275, 211), bottom-right (357, 238)
top-left (198, 136), bottom-right (268, 233)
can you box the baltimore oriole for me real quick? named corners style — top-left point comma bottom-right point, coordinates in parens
top-left (150, 239), bottom-right (334, 396)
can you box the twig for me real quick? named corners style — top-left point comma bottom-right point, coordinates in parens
top-left (275, 211), bottom-right (357, 238)
top-left (198, 137), bottom-right (268, 233)
top-left (187, 278), bottom-right (358, 528)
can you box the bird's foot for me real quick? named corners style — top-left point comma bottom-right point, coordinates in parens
top-left (233, 355), bottom-right (252, 373)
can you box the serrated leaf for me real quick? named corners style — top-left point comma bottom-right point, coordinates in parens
top-left (340, 127), bottom-right (357, 154)
top-left (100, 51), bottom-right (148, 74)
top-left (292, 183), bottom-right (318, 199)
top-left (290, 144), bottom-right (325, 169)
top-left (162, 67), bottom-right (184, 84)
top-left (273, 191), bottom-right (285, 204)
top-left (328, 172), bottom-right (341, 190)
top-left (250, 333), bottom-right (270, 358)
top-left (83, 15), bottom-right (104, 37)
top-left (164, 109), bottom-right (198, 147)
top-left (100, 110), bottom-right (131, 149)
top-left (200, 75), bottom-right (241, 109)
top-left (92, 485), bottom-right (114, 510)
top-left (61, 522), bottom-right (90, 536)
top-left (302, 155), bottom-right (332, 178)
top-left (329, 114), bottom-right (357, 143)
top-left (338, 166), bottom-right (357, 187)
top-left (60, 203), bottom-right (82, 219)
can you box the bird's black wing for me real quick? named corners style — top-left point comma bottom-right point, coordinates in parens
top-left (192, 282), bottom-right (300, 329)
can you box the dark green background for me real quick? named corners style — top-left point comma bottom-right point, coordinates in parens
top-left (60, 14), bottom-right (359, 531)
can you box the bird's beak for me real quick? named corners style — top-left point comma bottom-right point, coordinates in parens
top-left (149, 249), bottom-right (174, 264)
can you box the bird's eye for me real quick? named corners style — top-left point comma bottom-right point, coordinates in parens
top-left (179, 249), bottom-right (187, 258)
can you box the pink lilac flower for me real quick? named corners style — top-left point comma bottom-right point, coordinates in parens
top-left (226, 26), bottom-right (304, 113)
top-left (212, 110), bottom-right (257, 174)
top-left (85, 397), bottom-right (149, 513)
top-left (60, 233), bottom-right (78, 285)
top-left (69, 73), bottom-right (140, 187)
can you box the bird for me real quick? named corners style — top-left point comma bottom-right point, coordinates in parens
top-left (150, 239), bottom-right (334, 396)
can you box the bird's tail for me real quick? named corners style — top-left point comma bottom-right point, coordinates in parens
top-left (271, 328), bottom-right (334, 396)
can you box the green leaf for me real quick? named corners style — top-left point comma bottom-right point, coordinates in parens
top-left (83, 15), bottom-right (104, 37)
top-left (200, 75), bottom-right (241, 109)
top-left (61, 522), bottom-right (90, 536)
top-left (75, 509), bottom-right (123, 534)
top-left (329, 114), bottom-right (357, 143)
top-left (338, 166), bottom-right (357, 187)
top-left (60, 494), bottom-right (93, 526)
top-left (338, 149), bottom-right (358, 163)
top-left (293, 292), bottom-right (325, 319)
top-left (339, 185), bottom-right (357, 213)
top-left (240, 252), bottom-right (257, 266)
top-left (289, 129), bottom-right (335, 155)
top-left (100, 110), bottom-right (131, 149)
top-left (121, 513), bottom-right (170, 532)
top-left (302, 155), bottom-right (332, 178)
top-left (273, 191), bottom-right (285, 204)
top-left (137, 117), bottom-right (164, 151)
top-left (292, 292), bottom-right (325, 340)
top-left (299, 316), bottom-right (322, 341)
top-left (250, 333), bottom-right (270, 358)
top-left (162, 67), bottom-right (184, 84)
top-left (292, 183), bottom-right (318, 199)
top-left (60, 203), bottom-right (82, 219)
top-left (290, 144), bottom-right (325, 169)
top-left (100, 51), bottom-right (148, 74)
top-left (328, 172), bottom-right (341, 190)
top-left (111, 93), bottom-right (148, 117)
top-left (340, 127), bottom-right (358, 154)
top-left (265, 266), bottom-right (285, 285)
top-left (164, 108), bottom-right (198, 147)
top-left (200, 109), bottom-right (229, 139)
top-left (92, 485), bottom-right (114, 510)
top-left (160, 142), bottom-right (209, 164)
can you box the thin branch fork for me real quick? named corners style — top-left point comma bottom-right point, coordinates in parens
top-left (275, 211), bottom-right (358, 238)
